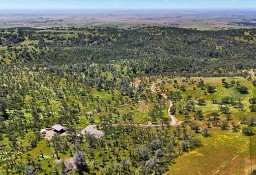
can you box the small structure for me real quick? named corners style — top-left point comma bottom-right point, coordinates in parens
top-left (40, 124), bottom-right (67, 140)
top-left (40, 129), bottom-right (46, 135)
top-left (52, 124), bottom-right (66, 134)
top-left (81, 125), bottom-right (104, 138)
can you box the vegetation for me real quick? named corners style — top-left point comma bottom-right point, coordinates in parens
top-left (0, 26), bottom-right (255, 174)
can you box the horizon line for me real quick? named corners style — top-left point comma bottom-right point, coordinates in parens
top-left (0, 8), bottom-right (256, 11)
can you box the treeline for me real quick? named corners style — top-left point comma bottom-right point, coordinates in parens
top-left (1, 27), bottom-right (256, 77)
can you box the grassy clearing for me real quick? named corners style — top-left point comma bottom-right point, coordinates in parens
top-left (167, 131), bottom-right (253, 175)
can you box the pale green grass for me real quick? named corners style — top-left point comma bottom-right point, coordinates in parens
top-left (167, 131), bottom-right (251, 175)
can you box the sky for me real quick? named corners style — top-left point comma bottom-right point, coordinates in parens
top-left (0, 0), bottom-right (256, 10)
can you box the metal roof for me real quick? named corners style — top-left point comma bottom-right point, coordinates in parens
top-left (52, 124), bottom-right (64, 131)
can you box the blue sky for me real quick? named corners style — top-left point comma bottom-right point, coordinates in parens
top-left (1, 0), bottom-right (256, 10)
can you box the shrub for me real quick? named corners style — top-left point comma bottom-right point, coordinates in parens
top-left (242, 127), bottom-right (254, 136)
top-left (207, 85), bottom-right (216, 93)
top-left (237, 86), bottom-right (249, 94)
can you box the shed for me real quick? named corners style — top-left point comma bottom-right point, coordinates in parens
top-left (52, 124), bottom-right (66, 133)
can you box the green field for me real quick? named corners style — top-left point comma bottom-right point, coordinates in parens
top-left (168, 131), bottom-right (256, 175)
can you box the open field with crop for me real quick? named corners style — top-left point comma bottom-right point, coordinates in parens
top-left (1, 10), bottom-right (256, 30)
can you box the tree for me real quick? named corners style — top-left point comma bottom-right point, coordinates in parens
top-left (194, 110), bottom-right (204, 120)
top-left (242, 127), bottom-right (254, 136)
top-left (136, 147), bottom-right (150, 161)
top-left (226, 114), bottom-right (232, 121)
top-left (210, 112), bottom-right (220, 126)
top-left (155, 149), bottom-right (164, 158)
top-left (202, 128), bottom-right (210, 137)
top-left (74, 150), bottom-right (89, 174)
top-left (189, 138), bottom-right (202, 149)
top-left (180, 85), bottom-right (186, 91)
top-left (232, 123), bottom-right (240, 132)
top-left (24, 166), bottom-right (36, 175)
top-left (113, 164), bottom-right (121, 174)
top-left (198, 98), bottom-right (206, 106)
top-left (237, 86), bottom-right (249, 94)
top-left (61, 161), bottom-right (68, 175)
top-left (220, 121), bottom-right (229, 130)
top-left (250, 105), bottom-right (256, 112)
top-left (251, 169), bottom-right (256, 175)
top-left (252, 80), bottom-right (256, 86)
top-left (169, 91), bottom-right (182, 102)
top-left (186, 101), bottom-right (195, 112)
top-left (221, 96), bottom-right (234, 104)
top-left (145, 157), bottom-right (157, 171)
top-left (248, 117), bottom-right (256, 127)
top-left (120, 157), bottom-right (131, 171)
top-left (249, 98), bottom-right (256, 104)
top-left (150, 140), bottom-right (161, 150)
top-left (207, 86), bottom-right (216, 93)
top-left (220, 106), bottom-right (230, 114)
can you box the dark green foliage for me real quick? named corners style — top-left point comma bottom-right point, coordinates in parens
top-left (253, 80), bottom-right (256, 86)
top-left (248, 117), bottom-right (256, 127)
top-left (169, 91), bottom-right (182, 102)
top-left (237, 86), bottom-right (249, 94)
top-left (74, 150), bottom-right (89, 174)
top-left (202, 128), bottom-right (210, 137)
top-left (220, 121), bottom-right (229, 130)
top-left (136, 146), bottom-right (150, 161)
top-left (207, 86), bottom-right (216, 93)
top-left (194, 110), bottom-right (204, 120)
top-left (198, 98), bottom-right (206, 106)
top-left (242, 127), bottom-right (254, 136)
top-left (221, 96), bottom-right (235, 104)
top-left (251, 169), bottom-right (256, 175)
top-left (249, 98), bottom-right (256, 104)
top-left (180, 85), bottom-right (186, 91)
top-left (220, 106), bottom-right (231, 114)
top-left (250, 105), bottom-right (256, 112)
top-left (232, 123), bottom-right (241, 133)
top-left (1, 27), bottom-right (256, 77)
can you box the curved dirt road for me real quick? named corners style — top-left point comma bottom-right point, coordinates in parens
top-left (82, 82), bottom-right (180, 138)
top-left (151, 82), bottom-right (179, 126)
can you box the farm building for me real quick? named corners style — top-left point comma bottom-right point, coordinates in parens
top-left (52, 124), bottom-right (66, 134)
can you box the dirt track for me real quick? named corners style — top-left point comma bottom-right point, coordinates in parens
top-left (151, 82), bottom-right (180, 126)
top-left (82, 82), bottom-right (180, 138)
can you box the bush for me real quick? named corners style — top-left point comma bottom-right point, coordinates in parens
top-left (221, 96), bottom-right (234, 104)
top-left (220, 106), bottom-right (230, 114)
top-left (251, 169), bottom-right (256, 175)
top-left (207, 86), bottom-right (216, 93)
top-left (249, 98), bottom-right (256, 104)
top-left (189, 138), bottom-right (203, 149)
top-left (180, 85), bottom-right (186, 91)
top-left (253, 80), bottom-right (256, 86)
top-left (250, 105), bottom-right (256, 112)
top-left (74, 150), bottom-right (89, 173)
top-left (237, 86), bottom-right (249, 94)
top-left (198, 99), bottom-right (206, 106)
top-left (242, 127), bottom-right (254, 136)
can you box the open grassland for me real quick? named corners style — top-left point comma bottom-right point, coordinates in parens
top-left (1, 10), bottom-right (256, 30)
top-left (167, 131), bottom-right (256, 175)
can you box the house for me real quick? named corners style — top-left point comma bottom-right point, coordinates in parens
top-left (52, 124), bottom-right (66, 134)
